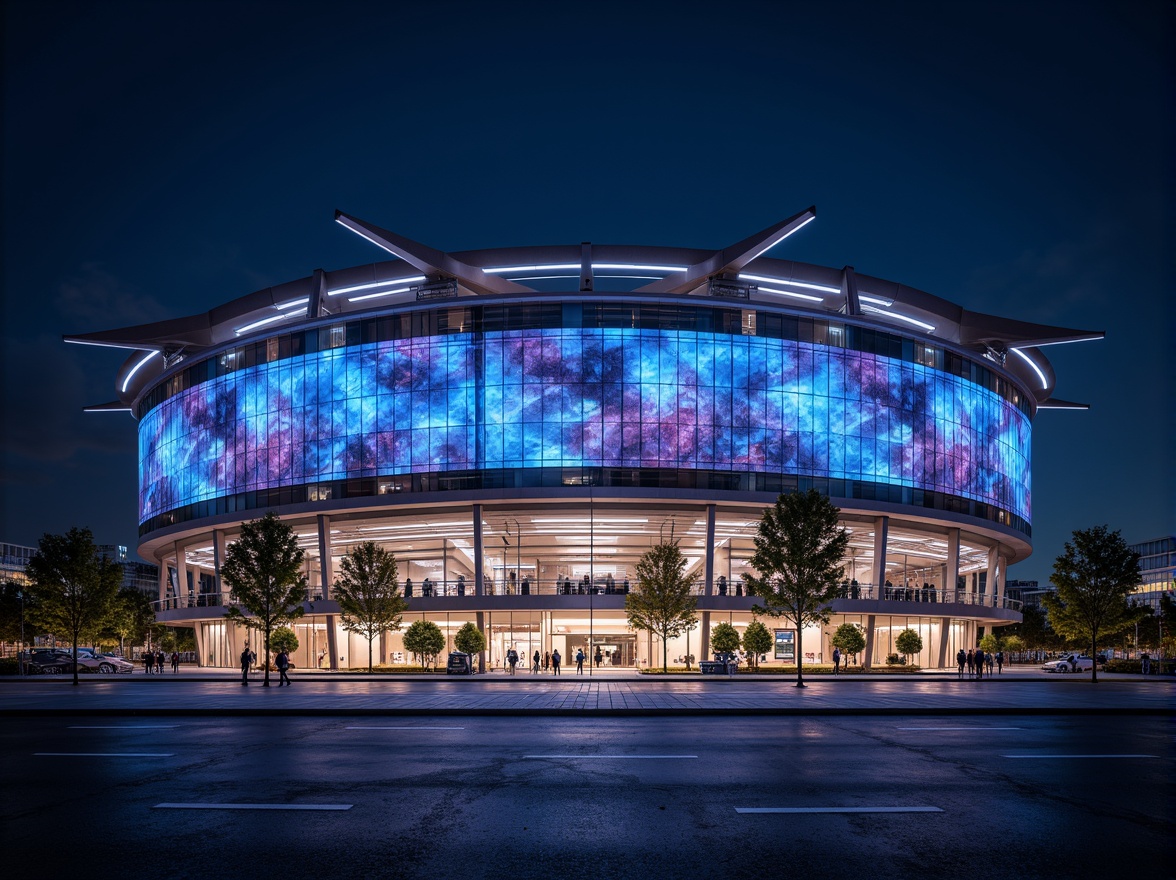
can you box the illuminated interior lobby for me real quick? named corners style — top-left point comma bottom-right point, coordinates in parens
top-left (66, 208), bottom-right (1101, 670)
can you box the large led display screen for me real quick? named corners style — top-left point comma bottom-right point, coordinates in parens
top-left (139, 328), bottom-right (1032, 523)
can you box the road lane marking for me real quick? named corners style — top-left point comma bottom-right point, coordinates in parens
top-left (155, 803), bottom-right (352, 811)
top-left (36, 752), bottom-right (175, 757)
top-left (523, 755), bottom-right (698, 759)
top-left (736, 806), bottom-right (943, 814)
top-left (345, 726), bottom-right (465, 730)
top-left (897, 727), bottom-right (1022, 731)
top-left (70, 725), bottom-right (179, 729)
top-left (1002, 754), bottom-right (1157, 759)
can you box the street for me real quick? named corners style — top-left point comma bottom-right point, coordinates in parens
top-left (2, 714), bottom-right (1170, 878)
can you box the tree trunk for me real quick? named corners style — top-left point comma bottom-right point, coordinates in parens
top-left (662, 630), bottom-right (668, 673)
top-left (795, 623), bottom-right (805, 687)
top-left (368, 637), bottom-right (374, 673)
top-left (1090, 633), bottom-right (1098, 683)
top-left (262, 626), bottom-right (271, 686)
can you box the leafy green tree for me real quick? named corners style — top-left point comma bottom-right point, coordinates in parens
top-left (403, 619), bottom-right (445, 670)
top-left (744, 490), bottom-right (849, 687)
top-left (332, 541), bottom-right (407, 671)
top-left (0, 580), bottom-right (27, 646)
top-left (1043, 525), bottom-right (1147, 682)
top-left (895, 628), bottom-right (923, 665)
top-left (831, 622), bottom-right (866, 666)
top-left (454, 622), bottom-right (487, 657)
top-left (222, 512), bottom-right (307, 687)
top-left (25, 528), bottom-right (122, 686)
top-left (101, 587), bottom-right (154, 655)
top-left (270, 626), bottom-right (299, 656)
top-left (625, 541), bottom-right (699, 672)
top-left (710, 621), bottom-right (741, 658)
top-left (1005, 603), bottom-right (1060, 655)
top-left (741, 619), bottom-right (773, 669)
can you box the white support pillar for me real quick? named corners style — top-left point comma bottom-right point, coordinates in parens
top-left (936, 617), bottom-right (951, 669)
top-left (473, 504), bottom-right (485, 597)
top-left (212, 529), bottom-right (227, 599)
top-left (173, 541), bottom-right (188, 610)
top-left (193, 622), bottom-right (206, 668)
top-left (317, 515), bottom-right (333, 600)
top-left (871, 516), bottom-right (889, 594)
top-left (863, 614), bottom-right (877, 670)
top-left (986, 545), bottom-right (999, 606)
top-left (326, 615), bottom-right (339, 671)
top-left (945, 528), bottom-right (960, 601)
top-left (995, 555), bottom-right (1007, 608)
top-left (157, 553), bottom-right (169, 605)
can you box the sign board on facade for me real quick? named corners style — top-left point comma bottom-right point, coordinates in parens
top-left (774, 629), bottom-right (796, 661)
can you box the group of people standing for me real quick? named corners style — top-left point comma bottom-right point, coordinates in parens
top-left (956, 647), bottom-right (1003, 678)
top-left (141, 650), bottom-right (179, 674)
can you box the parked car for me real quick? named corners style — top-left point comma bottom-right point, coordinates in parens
top-left (67, 648), bottom-right (135, 674)
top-left (1042, 654), bottom-right (1098, 673)
top-left (24, 652), bottom-right (75, 675)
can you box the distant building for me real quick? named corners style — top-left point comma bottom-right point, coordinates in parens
top-left (1004, 579), bottom-right (1053, 608)
top-left (0, 542), bottom-right (36, 586)
top-left (98, 544), bottom-right (160, 597)
top-left (1129, 535), bottom-right (1175, 611)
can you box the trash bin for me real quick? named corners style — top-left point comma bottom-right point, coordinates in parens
top-left (446, 652), bottom-right (473, 675)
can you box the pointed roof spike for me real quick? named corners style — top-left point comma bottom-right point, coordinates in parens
top-left (633, 206), bottom-right (817, 295)
top-left (334, 210), bottom-right (535, 296)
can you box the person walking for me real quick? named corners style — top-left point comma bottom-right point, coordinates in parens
top-left (832, 646), bottom-right (841, 674)
top-left (985, 651), bottom-right (994, 676)
top-left (551, 649), bottom-right (561, 675)
top-left (143, 651), bottom-right (153, 675)
top-left (156, 650), bottom-right (165, 674)
top-left (171, 651), bottom-right (180, 673)
top-left (594, 646), bottom-right (603, 668)
top-left (1141, 652), bottom-right (1150, 675)
top-left (507, 648), bottom-right (518, 675)
top-left (533, 650), bottom-right (541, 674)
top-left (966, 648), bottom-right (976, 679)
top-left (276, 648), bottom-right (292, 686)
top-left (995, 650), bottom-right (1004, 674)
top-left (575, 647), bottom-right (585, 674)
top-left (240, 645), bottom-right (253, 686)
top-left (543, 650), bottom-right (550, 672)
top-left (957, 648), bottom-right (967, 679)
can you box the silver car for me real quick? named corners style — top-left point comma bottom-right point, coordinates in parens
top-left (1041, 654), bottom-right (1094, 674)
top-left (61, 648), bottom-right (135, 674)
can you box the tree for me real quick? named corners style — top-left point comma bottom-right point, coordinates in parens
top-left (0, 580), bottom-right (26, 647)
top-left (101, 587), bottom-right (154, 656)
top-left (710, 621), bottom-right (741, 656)
top-left (625, 541), bottom-right (699, 672)
top-left (742, 619), bottom-right (773, 670)
top-left (1005, 604), bottom-right (1058, 656)
top-left (454, 622), bottom-right (487, 658)
top-left (270, 626), bottom-right (299, 656)
top-left (221, 512), bottom-right (307, 687)
top-left (831, 622), bottom-right (866, 666)
top-left (332, 541), bottom-right (407, 671)
top-left (895, 628), bottom-right (923, 665)
top-left (744, 490), bottom-right (849, 687)
top-left (402, 620), bottom-right (445, 670)
top-left (24, 527), bottom-right (122, 686)
top-left (1043, 525), bottom-right (1147, 682)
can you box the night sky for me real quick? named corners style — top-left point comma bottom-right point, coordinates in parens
top-left (2, 0), bottom-right (1172, 587)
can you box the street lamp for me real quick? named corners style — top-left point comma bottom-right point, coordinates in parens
top-left (17, 589), bottom-right (24, 677)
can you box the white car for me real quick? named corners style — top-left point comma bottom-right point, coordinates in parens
top-left (60, 648), bottom-right (136, 674)
top-left (1041, 654), bottom-right (1095, 674)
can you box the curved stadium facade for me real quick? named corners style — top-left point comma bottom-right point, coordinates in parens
top-left (68, 209), bottom-right (1101, 670)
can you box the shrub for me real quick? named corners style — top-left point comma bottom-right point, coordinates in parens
top-left (885, 653), bottom-right (906, 665)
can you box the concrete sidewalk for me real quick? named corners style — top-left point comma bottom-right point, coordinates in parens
top-left (2, 670), bottom-right (1171, 716)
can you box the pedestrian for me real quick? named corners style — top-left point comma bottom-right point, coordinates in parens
top-left (1141, 652), bottom-right (1150, 675)
top-left (832, 646), bottom-right (841, 674)
top-left (156, 650), bottom-right (165, 674)
top-left (276, 648), bottom-right (292, 686)
top-left (507, 648), bottom-right (518, 675)
top-left (143, 651), bottom-right (153, 675)
top-left (543, 650), bottom-right (550, 672)
top-left (171, 651), bottom-right (180, 673)
top-left (996, 650), bottom-right (1004, 674)
top-left (594, 646), bottom-right (603, 668)
top-left (985, 651), bottom-right (994, 676)
top-left (576, 648), bottom-right (585, 674)
top-left (551, 649), bottom-right (561, 675)
top-left (533, 650), bottom-right (541, 674)
top-left (240, 645), bottom-right (253, 686)
top-left (956, 648), bottom-right (966, 678)
top-left (966, 648), bottom-right (975, 679)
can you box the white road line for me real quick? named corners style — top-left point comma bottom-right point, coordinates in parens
top-left (736, 806), bottom-right (944, 814)
top-left (1002, 754), bottom-right (1158, 759)
top-left (897, 727), bottom-right (1022, 730)
top-left (155, 803), bottom-right (352, 811)
top-left (345, 726), bottom-right (465, 730)
top-left (69, 725), bottom-right (179, 729)
top-left (36, 752), bottom-right (175, 757)
top-left (523, 755), bottom-right (698, 759)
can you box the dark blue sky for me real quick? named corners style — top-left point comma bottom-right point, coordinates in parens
top-left (3, 0), bottom-right (1172, 586)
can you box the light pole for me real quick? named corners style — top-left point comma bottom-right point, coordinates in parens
top-left (17, 589), bottom-right (25, 677)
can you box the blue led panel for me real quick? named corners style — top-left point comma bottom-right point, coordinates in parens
top-left (139, 329), bottom-right (1031, 523)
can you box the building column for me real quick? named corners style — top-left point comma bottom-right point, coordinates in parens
top-left (986, 545), bottom-right (999, 606)
top-left (995, 555), bottom-right (1007, 608)
top-left (871, 516), bottom-right (889, 593)
top-left (317, 515), bottom-right (333, 600)
top-left (863, 614), bottom-right (877, 670)
top-left (936, 617), bottom-right (951, 669)
top-left (700, 611), bottom-right (711, 662)
top-left (473, 504), bottom-right (485, 597)
top-left (945, 528), bottom-right (960, 601)
top-left (212, 529), bottom-right (227, 599)
top-left (476, 610), bottom-right (486, 674)
top-left (193, 622), bottom-right (206, 668)
top-left (173, 541), bottom-right (187, 609)
top-left (704, 504), bottom-right (716, 595)
top-left (156, 553), bottom-right (169, 606)
top-left (326, 615), bottom-right (339, 670)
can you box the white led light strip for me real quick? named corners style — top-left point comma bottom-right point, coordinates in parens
top-left (328, 276), bottom-right (425, 297)
top-left (121, 351), bottom-right (160, 393)
top-left (757, 286), bottom-right (824, 303)
top-left (737, 274), bottom-right (839, 295)
top-left (860, 304), bottom-right (935, 332)
top-left (484, 262), bottom-right (688, 274)
top-left (748, 214), bottom-right (816, 261)
top-left (1011, 348), bottom-right (1048, 389)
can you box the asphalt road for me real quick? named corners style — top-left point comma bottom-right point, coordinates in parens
top-left (2, 715), bottom-right (1170, 879)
